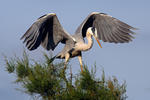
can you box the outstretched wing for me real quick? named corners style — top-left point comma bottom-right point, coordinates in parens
top-left (75, 12), bottom-right (137, 43)
top-left (21, 13), bottom-right (74, 50)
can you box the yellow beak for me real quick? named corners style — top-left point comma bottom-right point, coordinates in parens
top-left (93, 36), bottom-right (102, 48)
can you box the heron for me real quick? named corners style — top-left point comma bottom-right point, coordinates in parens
top-left (21, 12), bottom-right (136, 72)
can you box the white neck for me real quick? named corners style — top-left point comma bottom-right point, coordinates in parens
top-left (76, 32), bottom-right (93, 51)
top-left (83, 32), bottom-right (93, 51)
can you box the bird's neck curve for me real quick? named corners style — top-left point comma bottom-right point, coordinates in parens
top-left (74, 32), bottom-right (93, 51)
top-left (83, 32), bottom-right (93, 51)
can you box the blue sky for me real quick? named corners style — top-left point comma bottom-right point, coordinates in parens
top-left (0, 0), bottom-right (150, 100)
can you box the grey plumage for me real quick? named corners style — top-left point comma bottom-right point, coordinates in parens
top-left (21, 12), bottom-right (137, 72)
top-left (21, 13), bottom-right (75, 51)
top-left (75, 12), bottom-right (136, 43)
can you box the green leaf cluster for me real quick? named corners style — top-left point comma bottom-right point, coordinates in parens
top-left (5, 52), bottom-right (127, 100)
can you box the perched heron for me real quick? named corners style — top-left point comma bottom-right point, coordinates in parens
top-left (21, 12), bottom-right (136, 72)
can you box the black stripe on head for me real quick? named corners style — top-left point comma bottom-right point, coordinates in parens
top-left (91, 27), bottom-right (96, 34)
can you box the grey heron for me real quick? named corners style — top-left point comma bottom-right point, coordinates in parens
top-left (21, 12), bottom-right (136, 72)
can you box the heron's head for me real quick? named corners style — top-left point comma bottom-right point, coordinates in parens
top-left (87, 27), bottom-right (102, 48)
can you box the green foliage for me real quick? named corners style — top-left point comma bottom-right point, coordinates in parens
top-left (5, 52), bottom-right (127, 100)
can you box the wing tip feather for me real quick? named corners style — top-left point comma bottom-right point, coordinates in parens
top-left (131, 27), bottom-right (139, 30)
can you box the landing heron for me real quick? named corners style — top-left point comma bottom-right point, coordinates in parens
top-left (21, 12), bottom-right (136, 72)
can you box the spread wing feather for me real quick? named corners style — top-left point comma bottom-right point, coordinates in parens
top-left (21, 13), bottom-right (74, 51)
top-left (75, 12), bottom-right (137, 43)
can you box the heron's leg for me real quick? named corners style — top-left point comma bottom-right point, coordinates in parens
top-left (64, 53), bottom-right (70, 69)
top-left (78, 53), bottom-right (83, 72)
